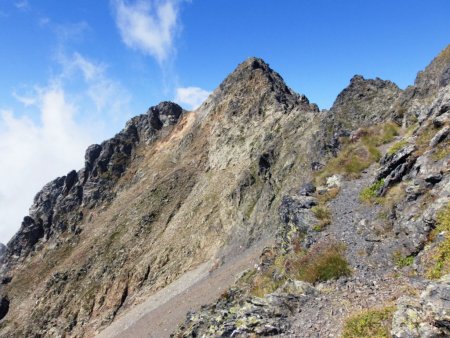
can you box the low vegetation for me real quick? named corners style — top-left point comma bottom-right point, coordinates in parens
top-left (316, 122), bottom-right (399, 183)
top-left (342, 306), bottom-right (395, 338)
top-left (311, 205), bottom-right (331, 231)
top-left (387, 140), bottom-right (408, 155)
top-left (431, 139), bottom-right (450, 161)
top-left (360, 179), bottom-right (384, 203)
top-left (250, 241), bottom-right (351, 297)
top-left (393, 252), bottom-right (414, 268)
top-left (426, 203), bottom-right (450, 279)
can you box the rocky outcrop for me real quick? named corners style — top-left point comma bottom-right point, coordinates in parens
top-left (391, 275), bottom-right (450, 338)
top-left (173, 280), bottom-right (316, 338)
top-left (4, 102), bottom-right (185, 261)
top-left (393, 45), bottom-right (450, 126)
top-left (375, 144), bottom-right (417, 196)
top-left (316, 75), bottom-right (402, 156)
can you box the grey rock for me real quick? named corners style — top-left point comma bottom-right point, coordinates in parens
top-left (430, 126), bottom-right (450, 147)
top-left (299, 182), bottom-right (316, 196)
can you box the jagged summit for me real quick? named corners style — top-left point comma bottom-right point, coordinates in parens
top-left (201, 56), bottom-right (318, 117)
top-left (330, 74), bottom-right (401, 124)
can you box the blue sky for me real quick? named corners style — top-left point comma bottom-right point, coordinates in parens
top-left (0, 0), bottom-right (449, 243)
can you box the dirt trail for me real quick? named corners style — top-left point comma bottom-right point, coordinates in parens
top-left (96, 239), bottom-right (273, 338)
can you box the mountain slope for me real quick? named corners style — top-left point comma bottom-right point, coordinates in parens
top-left (0, 58), bottom-right (322, 337)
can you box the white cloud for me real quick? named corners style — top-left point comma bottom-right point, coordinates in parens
top-left (0, 53), bottom-right (132, 244)
top-left (0, 86), bottom-right (95, 244)
top-left (175, 86), bottom-right (210, 110)
top-left (112, 0), bottom-right (180, 63)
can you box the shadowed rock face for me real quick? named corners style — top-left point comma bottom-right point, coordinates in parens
top-left (0, 244), bottom-right (5, 258)
top-left (0, 296), bottom-right (9, 320)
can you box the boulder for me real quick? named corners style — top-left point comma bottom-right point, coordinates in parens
top-left (298, 182), bottom-right (316, 196)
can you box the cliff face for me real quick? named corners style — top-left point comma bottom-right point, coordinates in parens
top-left (1, 47), bottom-right (450, 338)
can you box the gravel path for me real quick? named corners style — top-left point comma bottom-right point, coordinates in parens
top-left (96, 239), bottom-right (272, 338)
top-left (281, 165), bottom-right (424, 337)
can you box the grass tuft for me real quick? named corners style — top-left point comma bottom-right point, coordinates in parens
top-left (360, 179), bottom-right (384, 203)
top-left (286, 241), bottom-right (351, 284)
top-left (311, 205), bottom-right (332, 231)
top-left (342, 306), bottom-right (395, 338)
top-left (387, 140), bottom-right (408, 155)
top-left (426, 203), bottom-right (450, 279)
top-left (249, 241), bottom-right (351, 296)
top-left (393, 252), bottom-right (414, 268)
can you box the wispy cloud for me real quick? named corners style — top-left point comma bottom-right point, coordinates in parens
top-left (112, 0), bottom-right (181, 63)
top-left (58, 52), bottom-right (132, 121)
top-left (14, 0), bottom-right (30, 11)
top-left (175, 86), bottom-right (211, 110)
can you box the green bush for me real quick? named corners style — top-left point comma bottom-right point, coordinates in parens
top-left (342, 306), bottom-right (395, 338)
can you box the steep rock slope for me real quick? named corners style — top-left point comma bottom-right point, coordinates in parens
top-left (174, 45), bottom-right (450, 338)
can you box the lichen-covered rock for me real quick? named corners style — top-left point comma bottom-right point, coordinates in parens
top-left (391, 275), bottom-right (450, 338)
top-left (172, 280), bottom-right (316, 338)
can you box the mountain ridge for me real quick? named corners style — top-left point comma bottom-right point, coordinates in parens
top-left (0, 45), bottom-right (449, 337)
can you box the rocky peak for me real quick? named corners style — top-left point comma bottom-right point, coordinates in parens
top-left (314, 74), bottom-right (402, 157)
top-left (147, 101), bottom-right (183, 129)
top-left (330, 74), bottom-right (401, 124)
top-left (202, 57), bottom-right (317, 117)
